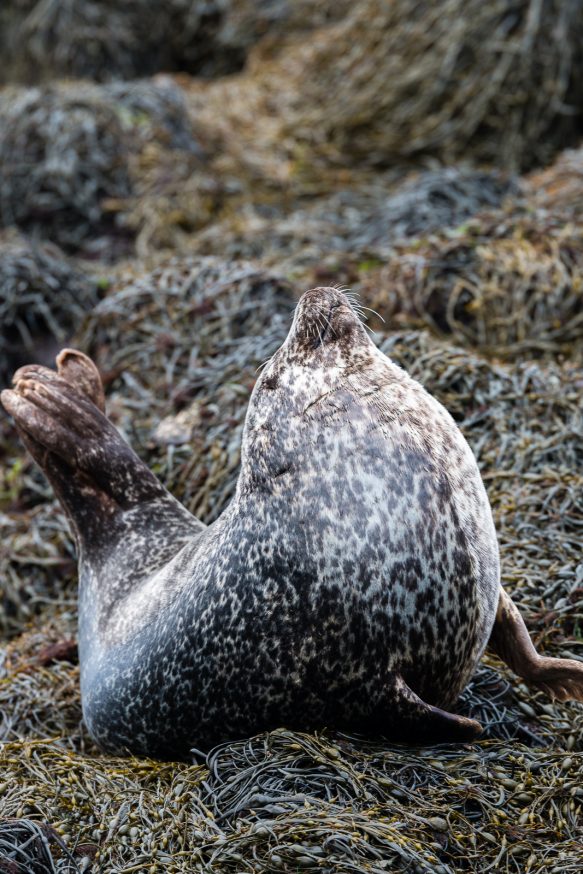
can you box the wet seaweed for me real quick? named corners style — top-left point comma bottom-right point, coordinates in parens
top-left (189, 167), bottom-right (518, 276)
top-left (0, 79), bottom-right (202, 256)
top-left (0, 231), bottom-right (100, 386)
top-left (0, 817), bottom-right (82, 874)
top-left (360, 209), bottom-right (583, 361)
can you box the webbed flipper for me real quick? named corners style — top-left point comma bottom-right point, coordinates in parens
top-left (488, 587), bottom-right (583, 702)
top-left (1, 349), bottom-right (201, 551)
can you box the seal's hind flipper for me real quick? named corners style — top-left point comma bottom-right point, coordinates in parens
top-left (1, 387), bottom-right (120, 545)
top-left (381, 674), bottom-right (482, 744)
top-left (56, 348), bottom-right (106, 412)
top-left (1, 350), bottom-right (202, 552)
top-left (12, 348), bottom-right (105, 412)
top-left (488, 587), bottom-right (583, 702)
top-left (2, 368), bottom-right (166, 509)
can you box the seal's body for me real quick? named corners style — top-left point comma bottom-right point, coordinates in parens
top-left (3, 288), bottom-right (582, 758)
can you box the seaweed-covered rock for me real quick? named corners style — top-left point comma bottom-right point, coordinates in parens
top-left (290, 0), bottom-right (583, 170)
top-left (191, 167), bottom-right (518, 271)
top-left (360, 209), bottom-right (583, 360)
top-left (0, 231), bottom-right (100, 386)
top-left (527, 143), bottom-right (583, 216)
top-left (0, 0), bottom-right (348, 85)
top-left (0, 79), bottom-right (203, 255)
top-left (196, 0), bottom-right (583, 175)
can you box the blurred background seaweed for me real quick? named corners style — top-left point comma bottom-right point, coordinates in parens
top-left (1, 1), bottom-right (582, 872)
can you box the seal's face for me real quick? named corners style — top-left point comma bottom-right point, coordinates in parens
top-left (282, 287), bottom-right (372, 367)
top-left (239, 287), bottom-right (380, 496)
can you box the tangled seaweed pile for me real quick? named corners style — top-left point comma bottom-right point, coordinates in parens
top-left (0, 0), bottom-right (325, 85)
top-left (2, 0), bottom-right (583, 871)
top-left (0, 78), bottom-right (205, 256)
top-left (191, 167), bottom-right (518, 273)
top-left (190, 0), bottom-right (583, 177)
top-left (360, 209), bottom-right (583, 361)
top-left (285, 0), bottom-right (583, 170)
top-left (0, 722), bottom-right (581, 874)
top-left (0, 231), bottom-right (100, 385)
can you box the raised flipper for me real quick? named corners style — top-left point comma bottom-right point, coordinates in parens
top-left (1, 349), bottom-right (202, 552)
top-left (55, 348), bottom-right (106, 412)
top-left (488, 587), bottom-right (583, 702)
top-left (378, 674), bottom-right (482, 744)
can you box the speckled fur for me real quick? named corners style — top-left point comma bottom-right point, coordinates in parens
top-left (3, 289), bottom-right (503, 757)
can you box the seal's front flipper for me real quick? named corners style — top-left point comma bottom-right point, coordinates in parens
top-left (488, 587), bottom-right (583, 702)
top-left (381, 674), bottom-right (482, 744)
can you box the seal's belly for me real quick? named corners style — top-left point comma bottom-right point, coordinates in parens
top-left (82, 542), bottom-right (497, 758)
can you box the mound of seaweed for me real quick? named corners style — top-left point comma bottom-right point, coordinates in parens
top-left (192, 0), bottom-right (583, 176)
top-left (358, 206), bottom-right (583, 361)
top-left (0, 78), bottom-right (204, 256)
top-left (0, 0), bottom-right (349, 86)
top-left (1, 291), bottom-right (582, 870)
top-left (527, 143), bottom-right (583, 216)
top-left (287, 0), bottom-right (583, 170)
top-left (0, 231), bottom-right (101, 387)
top-left (191, 167), bottom-right (518, 277)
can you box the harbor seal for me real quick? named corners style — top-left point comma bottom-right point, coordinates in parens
top-left (2, 287), bottom-right (582, 758)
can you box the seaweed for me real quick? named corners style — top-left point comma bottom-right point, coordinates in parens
top-left (0, 79), bottom-right (202, 256)
top-left (0, 231), bottom-right (100, 386)
top-left (189, 0), bottom-right (583, 178)
top-left (359, 209), bottom-right (583, 360)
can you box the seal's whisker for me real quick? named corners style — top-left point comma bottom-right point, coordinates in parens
top-left (255, 353), bottom-right (276, 374)
top-left (313, 312), bottom-right (326, 345)
top-left (346, 302), bottom-right (371, 326)
top-left (358, 304), bottom-right (385, 323)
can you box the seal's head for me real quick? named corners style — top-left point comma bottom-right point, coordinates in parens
top-left (239, 288), bottom-right (382, 496)
top-left (281, 286), bottom-right (373, 368)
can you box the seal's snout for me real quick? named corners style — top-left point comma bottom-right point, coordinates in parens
top-left (288, 287), bottom-right (369, 359)
top-left (300, 286), bottom-right (347, 312)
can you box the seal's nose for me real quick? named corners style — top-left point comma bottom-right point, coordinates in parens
top-left (283, 286), bottom-right (370, 360)
top-left (299, 287), bottom-right (347, 311)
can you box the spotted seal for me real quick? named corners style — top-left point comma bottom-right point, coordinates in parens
top-left (2, 287), bottom-right (582, 758)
